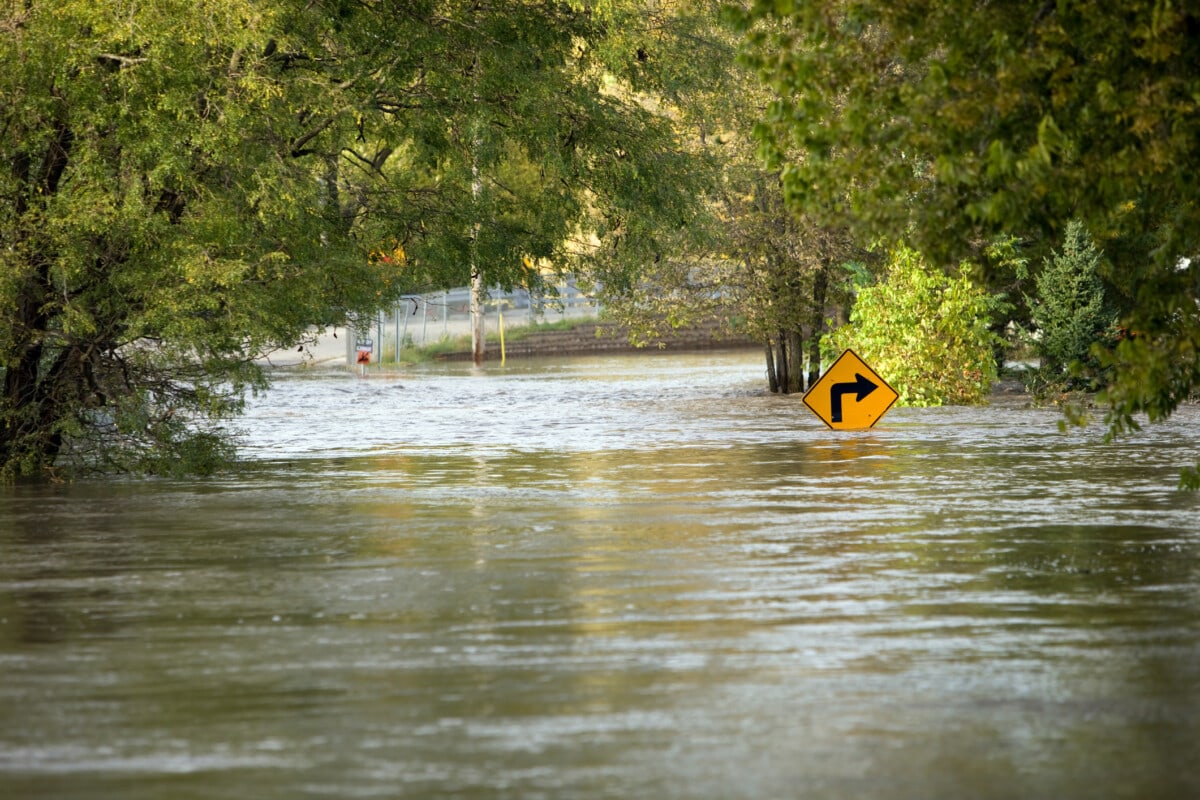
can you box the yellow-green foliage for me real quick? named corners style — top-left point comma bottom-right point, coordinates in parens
top-left (830, 246), bottom-right (1002, 406)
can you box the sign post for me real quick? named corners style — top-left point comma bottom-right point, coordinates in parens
top-left (355, 339), bottom-right (373, 377)
top-left (803, 349), bottom-right (899, 430)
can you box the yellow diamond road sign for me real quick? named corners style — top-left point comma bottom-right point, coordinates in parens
top-left (803, 349), bottom-right (899, 430)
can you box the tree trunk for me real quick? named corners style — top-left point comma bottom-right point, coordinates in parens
top-left (469, 49), bottom-right (485, 367)
top-left (2, 119), bottom-right (74, 475)
top-left (787, 329), bottom-right (804, 393)
top-left (807, 335), bottom-right (823, 389)
top-left (2, 303), bottom-right (64, 476)
top-left (764, 341), bottom-right (779, 393)
top-left (471, 267), bottom-right (485, 365)
top-left (2, 260), bottom-right (57, 475)
top-left (775, 330), bottom-right (789, 394)
top-left (808, 262), bottom-right (830, 388)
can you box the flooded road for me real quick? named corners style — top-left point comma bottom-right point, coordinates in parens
top-left (2, 352), bottom-right (1199, 799)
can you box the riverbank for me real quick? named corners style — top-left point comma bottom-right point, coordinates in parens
top-left (262, 317), bottom-right (759, 369)
top-left (431, 318), bottom-right (759, 362)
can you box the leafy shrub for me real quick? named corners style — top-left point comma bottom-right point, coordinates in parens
top-left (829, 246), bottom-right (1003, 406)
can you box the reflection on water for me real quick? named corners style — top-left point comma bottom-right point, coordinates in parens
top-left (2, 352), bottom-right (1199, 799)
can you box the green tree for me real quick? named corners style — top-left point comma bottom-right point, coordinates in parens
top-left (732, 0), bottom-right (1200, 484)
top-left (336, 1), bottom-right (715, 363)
top-left (0, 0), bottom-right (395, 478)
top-left (830, 246), bottom-right (1002, 406)
top-left (719, 170), bottom-right (860, 395)
top-left (588, 4), bottom-right (862, 394)
top-left (1028, 220), bottom-right (1119, 386)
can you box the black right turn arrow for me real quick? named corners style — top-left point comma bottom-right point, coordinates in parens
top-left (830, 373), bottom-right (878, 423)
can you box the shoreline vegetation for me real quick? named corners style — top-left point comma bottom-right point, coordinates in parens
top-left (351, 321), bottom-right (1180, 418)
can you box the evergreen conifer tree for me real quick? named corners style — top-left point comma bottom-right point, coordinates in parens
top-left (1028, 221), bottom-right (1118, 385)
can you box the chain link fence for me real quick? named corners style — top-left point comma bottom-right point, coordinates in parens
top-left (348, 281), bottom-right (600, 364)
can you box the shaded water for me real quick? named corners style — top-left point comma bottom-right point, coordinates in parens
top-left (2, 352), bottom-right (1199, 799)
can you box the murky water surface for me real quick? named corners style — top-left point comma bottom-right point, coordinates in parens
top-left (2, 352), bottom-right (1199, 799)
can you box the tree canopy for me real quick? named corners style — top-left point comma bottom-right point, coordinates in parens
top-left (1, 0), bottom-right (718, 477)
top-left (732, 0), bottom-right (1200, 483)
top-left (1, 0), bottom-right (392, 476)
top-left (588, 4), bottom-right (864, 394)
top-left (365, 1), bottom-right (714, 360)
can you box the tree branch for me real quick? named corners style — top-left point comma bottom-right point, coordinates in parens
top-left (290, 117), bottom-right (335, 157)
top-left (97, 53), bottom-right (149, 69)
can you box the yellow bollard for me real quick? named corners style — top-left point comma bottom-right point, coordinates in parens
top-left (499, 307), bottom-right (506, 365)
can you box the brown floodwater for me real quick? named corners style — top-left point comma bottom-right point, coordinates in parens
top-left (1, 351), bottom-right (1198, 799)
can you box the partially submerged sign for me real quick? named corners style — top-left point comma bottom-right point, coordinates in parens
top-left (355, 338), bottom-right (373, 372)
top-left (803, 349), bottom-right (899, 430)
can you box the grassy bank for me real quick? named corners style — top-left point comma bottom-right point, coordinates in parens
top-left (382, 315), bottom-right (599, 364)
